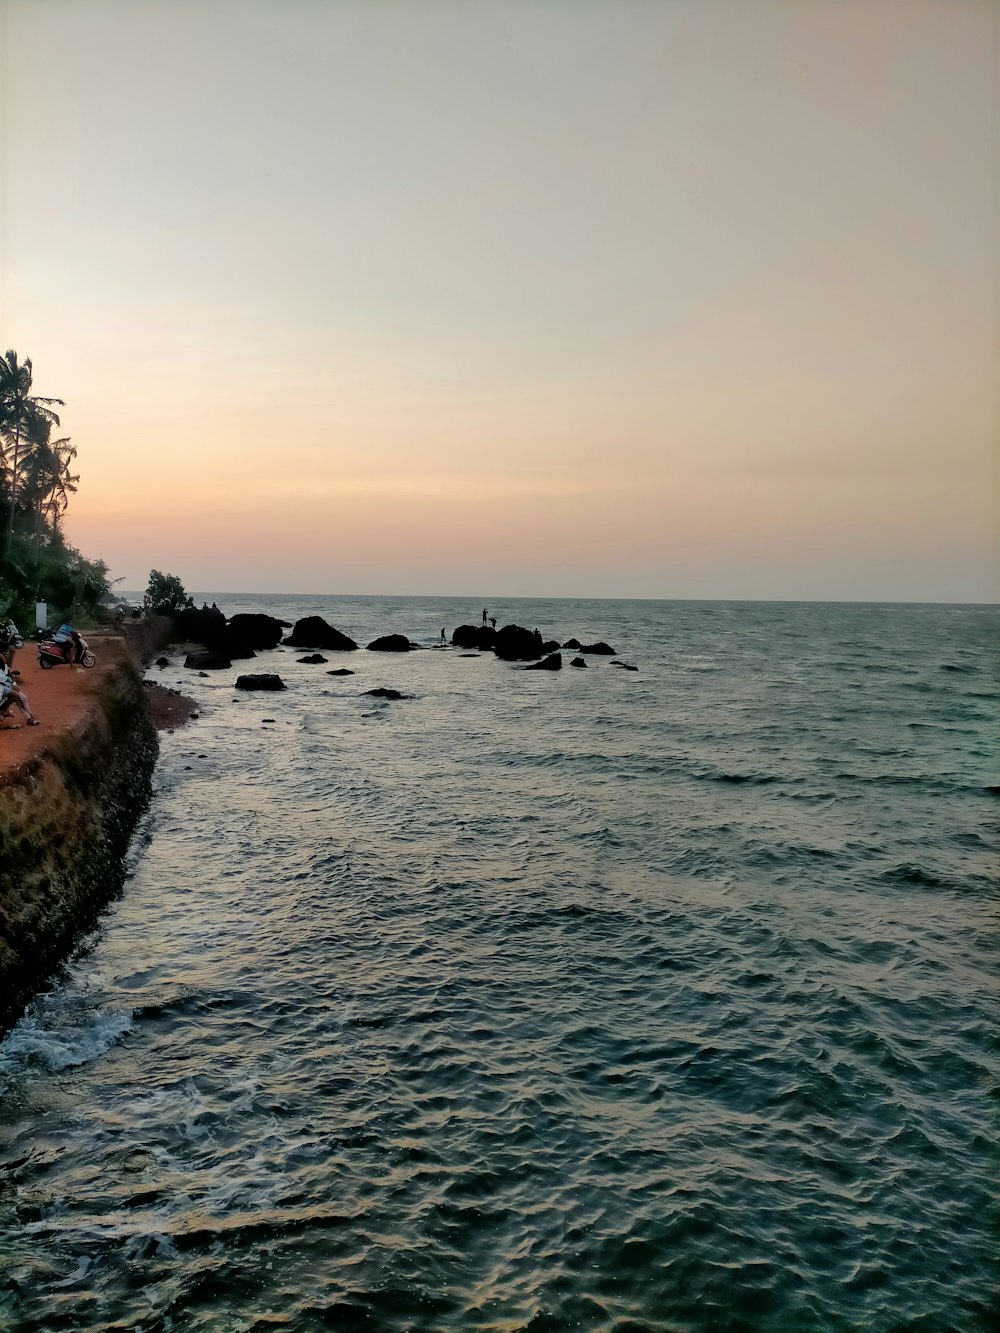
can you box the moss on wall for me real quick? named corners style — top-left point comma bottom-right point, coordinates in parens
top-left (0, 651), bottom-right (158, 1033)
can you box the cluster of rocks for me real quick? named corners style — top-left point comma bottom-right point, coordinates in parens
top-left (174, 608), bottom-right (635, 694)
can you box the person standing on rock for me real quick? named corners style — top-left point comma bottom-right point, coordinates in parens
top-left (482, 608), bottom-right (488, 626)
top-left (0, 651), bottom-right (39, 727)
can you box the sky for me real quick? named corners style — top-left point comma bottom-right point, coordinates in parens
top-left (1, 0), bottom-right (998, 600)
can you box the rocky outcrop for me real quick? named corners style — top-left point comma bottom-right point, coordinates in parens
top-left (494, 625), bottom-right (544, 661)
top-left (541, 640), bottom-right (560, 655)
top-left (296, 654), bottom-right (328, 664)
top-left (526, 653), bottom-right (562, 671)
top-left (452, 625), bottom-right (497, 650)
top-left (0, 644), bottom-right (158, 1033)
top-left (184, 650), bottom-right (231, 670)
top-left (284, 617), bottom-right (358, 651)
top-left (364, 687), bottom-right (408, 700)
top-left (235, 674), bottom-right (286, 691)
top-left (174, 606), bottom-right (255, 660)
top-left (327, 668), bottom-right (355, 676)
top-left (571, 656), bottom-right (588, 668)
top-left (228, 613), bottom-right (288, 649)
top-left (562, 638), bottom-right (582, 650)
top-left (579, 641), bottom-right (617, 655)
top-left (367, 634), bottom-right (412, 652)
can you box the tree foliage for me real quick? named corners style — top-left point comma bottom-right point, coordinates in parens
top-left (0, 349), bottom-right (111, 624)
top-left (146, 570), bottom-right (193, 614)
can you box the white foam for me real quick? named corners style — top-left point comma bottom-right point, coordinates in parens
top-left (0, 1009), bottom-right (133, 1075)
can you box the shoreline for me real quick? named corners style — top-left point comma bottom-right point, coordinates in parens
top-left (0, 619), bottom-right (193, 1034)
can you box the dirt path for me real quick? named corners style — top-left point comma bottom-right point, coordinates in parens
top-left (0, 632), bottom-right (199, 771)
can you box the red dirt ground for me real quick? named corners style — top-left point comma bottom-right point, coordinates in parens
top-left (0, 631), bottom-right (199, 771)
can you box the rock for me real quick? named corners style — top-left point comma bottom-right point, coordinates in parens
top-left (184, 651), bottom-right (231, 670)
top-left (562, 638), bottom-right (582, 650)
top-left (174, 605), bottom-right (228, 646)
top-left (364, 687), bottom-right (408, 700)
top-left (367, 634), bottom-right (412, 652)
top-left (579, 641), bottom-right (616, 655)
top-left (155, 656), bottom-right (169, 668)
top-left (452, 624), bottom-right (497, 650)
top-left (494, 624), bottom-right (544, 661)
top-left (283, 617), bottom-right (358, 651)
top-left (220, 633), bottom-right (257, 660)
top-left (296, 654), bottom-right (328, 664)
top-left (611, 660), bottom-right (639, 671)
top-left (541, 640), bottom-right (560, 655)
top-left (571, 656), bottom-right (588, 668)
top-left (326, 668), bottom-right (355, 676)
top-left (227, 613), bottom-right (287, 649)
top-left (460, 653), bottom-right (480, 658)
top-left (525, 652), bottom-right (562, 671)
top-left (189, 712), bottom-right (199, 719)
top-left (197, 671), bottom-right (209, 677)
top-left (234, 674), bottom-right (286, 691)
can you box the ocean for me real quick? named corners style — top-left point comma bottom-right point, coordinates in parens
top-left (0, 596), bottom-right (997, 1332)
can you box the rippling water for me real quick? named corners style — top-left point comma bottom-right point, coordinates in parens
top-left (1, 597), bottom-right (997, 1332)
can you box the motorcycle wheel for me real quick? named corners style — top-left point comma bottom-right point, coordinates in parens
top-left (39, 655), bottom-right (55, 669)
top-left (81, 651), bottom-right (97, 668)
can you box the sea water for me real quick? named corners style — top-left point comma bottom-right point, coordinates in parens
top-left (0, 597), bottom-right (997, 1332)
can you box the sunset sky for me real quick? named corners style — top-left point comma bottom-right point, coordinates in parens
top-left (1, 0), bottom-right (997, 600)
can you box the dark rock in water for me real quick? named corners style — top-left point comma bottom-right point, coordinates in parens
top-left (327, 668), bottom-right (355, 676)
top-left (284, 617), bottom-right (358, 651)
top-left (580, 641), bottom-right (616, 655)
top-left (184, 650), bottom-right (231, 670)
top-left (525, 652), bottom-right (562, 671)
top-left (189, 712), bottom-right (199, 719)
top-left (451, 624), bottom-right (497, 650)
top-left (155, 656), bottom-right (169, 668)
top-left (227, 613), bottom-right (287, 649)
top-left (460, 653), bottom-right (481, 658)
top-left (571, 656), bottom-right (588, 668)
top-left (235, 673), bottom-right (286, 691)
top-left (175, 605), bottom-right (227, 647)
top-left (197, 671), bottom-right (209, 677)
top-left (221, 633), bottom-right (256, 661)
top-left (611, 661), bottom-right (639, 672)
top-left (541, 640), bottom-right (560, 654)
top-left (364, 687), bottom-right (408, 700)
top-left (262, 718), bottom-right (276, 723)
top-left (367, 634), bottom-right (412, 652)
top-left (296, 654), bottom-right (328, 664)
top-left (562, 638), bottom-right (582, 650)
top-left (494, 624), bottom-right (544, 661)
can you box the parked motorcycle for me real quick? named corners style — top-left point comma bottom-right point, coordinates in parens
top-left (37, 637), bottom-right (96, 669)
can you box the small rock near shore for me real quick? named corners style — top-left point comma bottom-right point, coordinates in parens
top-left (235, 674), bottom-right (286, 691)
top-left (296, 654), bottom-right (328, 664)
top-left (525, 652), bottom-right (562, 671)
top-left (184, 651), bottom-right (232, 670)
top-left (367, 634), bottom-right (412, 652)
top-left (327, 668), bottom-right (355, 676)
top-left (364, 687), bottom-right (408, 699)
top-left (580, 641), bottom-right (617, 655)
top-left (571, 656), bottom-right (588, 668)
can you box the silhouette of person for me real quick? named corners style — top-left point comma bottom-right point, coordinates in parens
top-left (482, 608), bottom-right (488, 626)
top-left (440, 628), bottom-right (446, 643)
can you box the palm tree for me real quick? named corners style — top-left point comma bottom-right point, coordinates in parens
top-left (0, 350), bottom-right (64, 556)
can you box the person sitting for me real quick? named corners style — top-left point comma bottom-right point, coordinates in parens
top-left (0, 652), bottom-right (39, 727)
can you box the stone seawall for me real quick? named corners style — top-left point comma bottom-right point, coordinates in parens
top-left (0, 637), bottom-right (164, 1033)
